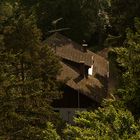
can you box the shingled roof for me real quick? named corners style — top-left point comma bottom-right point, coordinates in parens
top-left (44, 33), bottom-right (94, 66)
top-left (58, 62), bottom-right (107, 103)
top-left (44, 33), bottom-right (109, 103)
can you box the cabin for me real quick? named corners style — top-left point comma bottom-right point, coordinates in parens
top-left (44, 33), bottom-right (109, 123)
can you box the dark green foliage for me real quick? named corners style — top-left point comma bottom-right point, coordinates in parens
top-left (113, 18), bottom-right (140, 117)
top-left (105, 0), bottom-right (140, 118)
top-left (1, 0), bottom-right (140, 139)
top-left (106, 0), bottom-right (140, 47)
top-left (64, 105), bottom-right (140, 140)
top-left (20, 0), bottom-right (110, 47)
top-left (109, 0), bottom-right (140, 36)
top-left (0, 3), bottom-right (61, 139)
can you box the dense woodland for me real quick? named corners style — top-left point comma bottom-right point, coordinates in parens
top-left (0, 0), bottom-right (140, 139)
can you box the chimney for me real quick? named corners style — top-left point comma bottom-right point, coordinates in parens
top-left (82, 40), bottom-right (88, 52)
top-left (79, 61), bottom-right (88, 79)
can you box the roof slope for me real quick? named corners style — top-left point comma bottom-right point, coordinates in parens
top-left (45, 33), bottom-right (108, 77)
top-left (58, 62), bottom-right (107, 103)
top-left (45, 33), bottom-right (93, 66)
top-left (44, 33), bottom-right (109, 103)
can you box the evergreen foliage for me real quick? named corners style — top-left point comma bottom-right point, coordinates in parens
top-left (64, 105), bottom-right (140, 140)
top-left (1, 0), bottom-right (140, 139)
top-left (113, 18), bottom-right (140, 117)
top-left (20, 0), bottom-right (110, 46)
top-left (108, 0), bottom-right (140, 36)
top-left (0, 2), bottom-right (61, 139)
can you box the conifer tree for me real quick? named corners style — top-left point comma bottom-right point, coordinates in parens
top-left (64, 104), bottom-right (140, 140)
top-left (0, 3), bottom-right (61, 139)
top-left (113, 18), bottom-right (140, 117)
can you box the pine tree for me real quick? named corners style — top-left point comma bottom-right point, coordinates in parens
top-left (63, 104), bottom-right (140, 140)
top-left (108, 0), bottom-right (140, 36)
top-left (20, 0), bottom-right (110, 46)
top-left (0, 3), bottom-right (61, 139)
top-left (113, 18), bottom-right (140, 117)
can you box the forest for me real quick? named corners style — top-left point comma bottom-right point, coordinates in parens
top-left (0, 0), bottom-right (140, 139)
